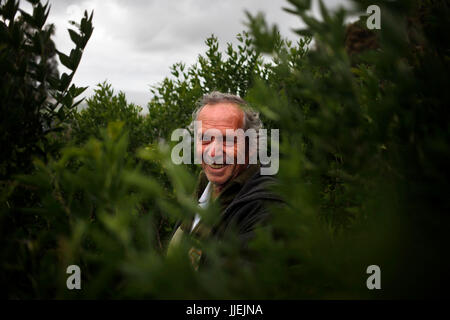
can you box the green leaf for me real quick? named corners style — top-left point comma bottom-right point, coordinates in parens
top-left (57, 50), bottom-right (74, 70)
top-left (68, 28), bottom-right (81, 47)
top-left (59, 72), bottom-right (72, 91)
top-left (2, 0), bottom-right (19, 21)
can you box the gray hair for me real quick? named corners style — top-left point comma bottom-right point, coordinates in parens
top-left (188, 91), bottom-right (263, 133)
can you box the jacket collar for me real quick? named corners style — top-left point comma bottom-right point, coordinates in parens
top-left (180, 164), bottom-right (260, 234)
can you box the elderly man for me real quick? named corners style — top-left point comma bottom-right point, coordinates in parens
top-left (168, 92), bottom-right (281, 268)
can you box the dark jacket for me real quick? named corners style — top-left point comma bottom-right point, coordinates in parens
top-left (170, 164), bottom-right (283, 251)
top-left (208, 164), bottom-right (282, 246)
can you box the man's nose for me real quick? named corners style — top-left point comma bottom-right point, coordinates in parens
top-left (209, 143), bottom-right (215, 158)
top-left (207, 140), bottom-right (223, 162)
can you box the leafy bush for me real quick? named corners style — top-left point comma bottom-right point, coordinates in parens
top-left (1, 0), bottom-right (449, 299)
top-left (0, 0), bottom-right (93, 298)
top-left (71, 82), bottom-right (149, 154)
top-left (0, 0), bottom-right (93, 179)
top-left (242, 0), bottom-right (450, 298)
top-left (14, 122), bottom-right (199, 298)
top-left (70, 83), bottom-right (178, 253)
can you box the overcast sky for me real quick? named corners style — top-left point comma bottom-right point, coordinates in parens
top-left (27, 0), bottom-right (354, 108)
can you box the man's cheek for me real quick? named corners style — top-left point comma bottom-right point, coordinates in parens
top-left (223, 146), bottom-right (234, 164)
top-left (235, 143), bottom-right (246, 164)
top-left (196, 145), bottom-right (203, 162)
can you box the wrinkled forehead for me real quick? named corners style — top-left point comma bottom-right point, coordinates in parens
top-left (197, 103), bottom-right (244, 132)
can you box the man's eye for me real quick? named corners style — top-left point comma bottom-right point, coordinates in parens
top-left (201, 136), bottom-right (212, 144)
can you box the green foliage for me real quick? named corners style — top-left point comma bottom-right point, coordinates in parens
top-left (242, 0), bottom-right (450, 298)
top-left (1, 0), bottom-right (449, 299)
top-left (72, 82), bottom-right (149, 154)
top-left (0, 0), bottom-right (93, 179)
top-left (70, 82), bottom-right (177, 249)
top-left (0, 0), bottom-right (93, 298)
top-left (14, 123), bottom-right (204, 298)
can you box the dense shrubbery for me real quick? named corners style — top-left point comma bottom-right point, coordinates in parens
top-left (0, 0), bottom-right (93, 298)
top-left (1, 0), bottom-right (449, 299)
top-left (71, 82), bottom-right (148, 154)
top-left (0, 0), bottom-right (92, 179)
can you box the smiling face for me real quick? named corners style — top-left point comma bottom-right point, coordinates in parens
top-left (196, 102), bottom-right (248, 192)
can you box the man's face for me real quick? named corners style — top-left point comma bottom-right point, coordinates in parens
top-left (196, 103), bottom-right (247, 189)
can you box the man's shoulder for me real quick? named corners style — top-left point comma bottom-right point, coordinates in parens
top-left (232, 167), bottom-right (282, 206)
top-left (220, 168), bottom-right (283, 230)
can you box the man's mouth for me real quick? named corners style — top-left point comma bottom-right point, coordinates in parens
top-left (209, 163), bottom-right (227, 169)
